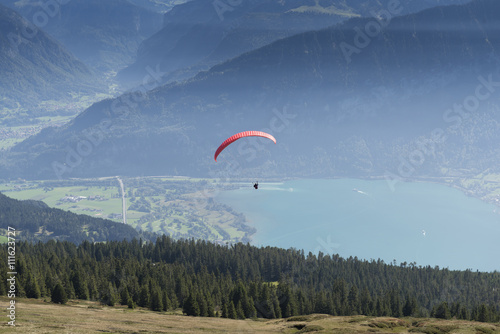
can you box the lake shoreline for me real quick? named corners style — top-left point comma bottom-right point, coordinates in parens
top-left (233, 174), bottom-right (500, 245)
top-left (360, 175), bottom-right (500, 208)
top-left (217, 177), bottom-right (500, 271)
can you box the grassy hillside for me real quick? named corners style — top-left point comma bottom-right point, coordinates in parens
top-left (0, 297), bottom-right (498, 333)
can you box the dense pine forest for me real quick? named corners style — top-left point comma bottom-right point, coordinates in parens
top-left (2, 237), bottom-right (499, 322)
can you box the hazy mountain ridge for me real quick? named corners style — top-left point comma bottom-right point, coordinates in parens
top-left (0, 4), bottom-right (98, 109)
top-left (3, 0), bottom-right (500, 180)
top-left (119, 0), bottom-right (471, 88)
top-left (0, 0), bottom-right (164, 73)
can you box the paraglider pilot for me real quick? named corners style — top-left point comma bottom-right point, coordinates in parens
top-left (253, 182), bottom-right (259, 190)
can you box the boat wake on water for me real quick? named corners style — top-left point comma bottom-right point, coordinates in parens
top-left (261, 186), bottom-right (294, 192)
top-left (352, 188), bottom-right (370, 196)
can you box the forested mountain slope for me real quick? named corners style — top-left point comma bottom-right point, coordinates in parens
top-left (1, 237), bottom-right (498, 321)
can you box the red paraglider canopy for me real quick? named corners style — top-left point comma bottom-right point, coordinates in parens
top-left (214, 131), bottom-right (276, 161)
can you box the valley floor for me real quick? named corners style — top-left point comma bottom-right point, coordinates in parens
top-left (1, 297), bottom-right (499, 333)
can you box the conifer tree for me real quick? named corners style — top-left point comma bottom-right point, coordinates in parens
top-left (127, 297), bottom-right (135, 309)
top-left (150, 286), bottom-right (163, 311)
top-left (0, 274), bottom-right (5, 296)
top-left (450, 302), bottom-right (460, 318)
top-left (433, 302), bottom-right (451, 319)
top-left (333, 279), bottom-right (348, 306)
top-left (228, 300), bottom-right (237, 319)
top-left (70, 270), bottom-right (88, 300)
top-left (315, 291), bottom-right (330, 314)
top-left (79, 283), bottom-right (89, 300)
top-left (138, 285), bottom-right (150, 308)
top-left (183, 293), bottom-right (200, 316)
top-left (87, 277), bottom-right (99, 301)
top-left (25, 274), bottom-right (41, 299)
top-left (347, 285), bottom-right (359, 315)
top-left (256, 284), bottom-right (276, 318)
top-left (199, 295), bottom-right (208, 317)
top-left (246, 296), bottom-right (258, 319)
top-left (490, 305), bottom-right (500, 322)
top-left (471, 306), bottom-right (479, 321)
top-left (222, 300), bottom-right (229, 318)
top-left (236, 300), bottom-right (246, 319)
top-left (477, 304), bottom-right (490, 322)
top-left (162, 291), bottom-right (171, 311)
top-left (67, 281), bottom-right (76, 300)
top-left (389, 289), bottom-right (402, 317)
top-left (360, 287), bottom-right (373, 316)
top-left (37, 276), bottom-right (47, 298)
top-left (272, 293), bottom-right (282, 319)
top-left (120, 287), bottom-right (130, 306)
top-left (403, 296), bottom-right (418, 317)
top-left (206, 296), bottom-right (215, 317)
top-left (45, 274), bottom-right (55, 298)
top-left (103, 282), bottom-right (118, 307)
top-left (278, 281), bottom-right (298, 318)
top-left (458, 306), bottom-right (469, 320)
top-left (170, 293), bottom-right (179, 310)
top-left (375, 298), bottom-right (389, 316)
top-left (51, 283), bottom-right (68, 304)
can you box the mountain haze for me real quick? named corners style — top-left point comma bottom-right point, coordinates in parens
top-left (0, 4), bottom-right (97, 109)
top-left (3, 0), bottom-right (500, 180)
top-left (0, 0), bottom-right (164, 73)
top-left (118, 0), bottom-right (472, 87)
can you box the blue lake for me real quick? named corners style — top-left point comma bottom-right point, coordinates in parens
top-left (216, 179), bottom-right (500, 272)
